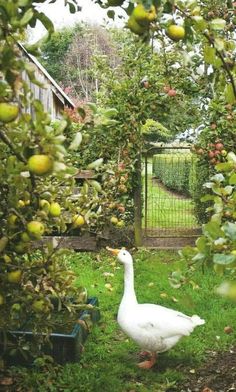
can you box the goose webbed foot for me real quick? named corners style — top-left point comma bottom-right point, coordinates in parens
top-left (137, 352), bottom-right (157, 369)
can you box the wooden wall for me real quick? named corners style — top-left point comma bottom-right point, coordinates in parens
top-left (21, 67), bottom-right (65, 119)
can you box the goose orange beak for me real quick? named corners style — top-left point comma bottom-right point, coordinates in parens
top-left (106, 246), bottom-right (120, 256)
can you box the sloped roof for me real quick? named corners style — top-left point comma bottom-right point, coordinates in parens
top-left (18, 43), bottom-right (75, 108)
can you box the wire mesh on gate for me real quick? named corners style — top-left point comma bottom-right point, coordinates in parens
top-left (143, 147), bottom-right (200, 238)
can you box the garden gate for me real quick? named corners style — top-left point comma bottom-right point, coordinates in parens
top-left (142, 146), bottom-right (201, 248)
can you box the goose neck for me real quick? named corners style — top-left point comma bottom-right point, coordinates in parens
top-left (123, 262), bottom-right (137, 304)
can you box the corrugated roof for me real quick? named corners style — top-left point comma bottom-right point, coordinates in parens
top-left (18, 43), bottom-right (75, 108)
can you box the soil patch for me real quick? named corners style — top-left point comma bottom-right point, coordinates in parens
top-left (171, 346), bottom-right (236, 392)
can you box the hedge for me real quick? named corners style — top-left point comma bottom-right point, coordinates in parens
top-left (152, 153), bottom-right (194, 196)
top-left (189, 157), bottom-right (211, 224)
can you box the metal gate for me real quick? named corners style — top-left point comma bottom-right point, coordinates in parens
top-left (142, 146), bottom-right (200, 248)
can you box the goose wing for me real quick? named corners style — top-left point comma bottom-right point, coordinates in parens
top-left (136, 304), bottom-right (200, 338)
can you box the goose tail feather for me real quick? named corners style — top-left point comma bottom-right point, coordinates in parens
top-left (191, 315), bottom-right (205, 326)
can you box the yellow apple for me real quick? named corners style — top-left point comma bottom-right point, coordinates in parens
top-left (7, 214), bottom-right (18, 228)
top-left (0, 102), bottom-right (19, 123)
top-left (117, 220), bottom-right (125, 228)
top-left (7, 270), bottom-right (22, 283)
top-left (49, 202), bottom-right (61, 217)
top-left (167, 25), bottom-right (185, 41)
top-left (132, 4), bottom-right (157, 25)
top-left (28, 154), bottom-right (53, 176)
top-left (17, 199), bottom-right (25, 208)
top-left (27, 220), bottom-right (45, 239)
top-left (127, 16), bottom-right (147, 35)
top-left (0, 236), bottom-right (8, 252)
top-left (21, 232), bottom-right (31, 243)
top-left (72, 214), bottom-right (85, 228)
top-left (32, 299), bottom-right (46, 313)
top-left (110, 216), bottom-right (118, 225)
top-left (39, 199), bottom-right (50, 211)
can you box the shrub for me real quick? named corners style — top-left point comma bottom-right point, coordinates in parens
top-left (179, 152), bottom-right (236, 300)
top-left (189, 158), bottom-right (211, 224)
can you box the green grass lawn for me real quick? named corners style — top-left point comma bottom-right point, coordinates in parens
top-left (9, 250), bottom-right (236, 392)
top-left (142, 160), bottom-right (198, 231)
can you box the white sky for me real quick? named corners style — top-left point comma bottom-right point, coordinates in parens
top-left (30, 0), bottom-right (127, 41)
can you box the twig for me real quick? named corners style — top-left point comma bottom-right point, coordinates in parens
top-left (0, 128), bottom-right (27, 163)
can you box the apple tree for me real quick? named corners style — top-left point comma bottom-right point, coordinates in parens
top-left (95, 0), bottom-right (236, 284)
top-left (0, 0), bottom-right (119, 363)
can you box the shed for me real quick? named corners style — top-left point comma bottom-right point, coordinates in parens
top-left (18, 43), bottom-right (75, 119)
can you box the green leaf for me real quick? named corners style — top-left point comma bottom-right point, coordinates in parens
top-left (212, 184), bottom-right (222, 196)
top-left (69, 132), bottom-right (82, 151)
top-left (210, 173), bottom-right (225, 182)
top-left (203, 181), bottom-right (214, 189)
top-left (191, 16), bottom-right (207, 31)
top-left (86, 102), bottom-right (97, 114)
top-left (178, 245), bottom-right (197, 260)
top-left (222, 185), bottom-right (233, 196)
top-left (212, 57), bottom-right (223, 68)
top-left (201, 194), bottom-right (215, 202)
top-left (213, 196), bottom-right (223, 213)
top-left (35, 11), bottom-right (54, 34)
top-left (203, 220), bottom-right (225, 240)
top-left (87, 158), bottom-right (103, 169)
top-left (213, 253), bottom-right (236, 265)
top-left (192, 252), bottom-right (206, 262)
top-left (18, 0), bottom-right (30, 5)
top-left (227, 152), bottom-right (236, 163)
top-left (103, 108), bottom-right (118, 118)
top-left (216, 162), bottom-right (234, 172)
top-left (210, 18), bottom-right (226, 30)
top-left (88, 180), bottom-right (102, 193)
top-left (223, 222), bottom-right (236, 241)
top-left (107, 10), bottom-right (115, 19)
top-left (77, 107), bottom-right (86, 119)
top-left (214, 38), bottom-right (225, 51)
top-left (68, 1), bottom-right (77, 13)
top-left (20, 8), bottom-right (34, 26)
top-left (204, 46), bottom-right (216, 65)
top-left (196, 236), bottom-right (209, 253)
top-left (225, 84), bottom-right (236, 104)
top-left (229, 173), bottom-right (236, 185)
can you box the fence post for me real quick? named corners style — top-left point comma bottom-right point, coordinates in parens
top-left (134, 152), bottom-right (142, 247)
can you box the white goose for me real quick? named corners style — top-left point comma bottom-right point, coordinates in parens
top-left (107, 247), bottom-right (205, 369)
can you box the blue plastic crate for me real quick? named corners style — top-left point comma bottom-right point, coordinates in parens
top-left (1, 297), bottom-right (100, 365)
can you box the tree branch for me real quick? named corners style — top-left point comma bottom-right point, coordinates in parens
top-left (203, 31), bottom-right (236, 99)
top-left (0, 128), bottom-right (27, 163)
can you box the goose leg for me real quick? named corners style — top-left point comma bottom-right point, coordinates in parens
top-left (137, 352), bottom-right (157, 369)
top-left (138, 350), bottom-right (151, 358)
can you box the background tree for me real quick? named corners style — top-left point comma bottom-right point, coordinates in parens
top-left (41, 24), bottom-right (121, 101)
top-left (102, 0), bottom-right (236, 290)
